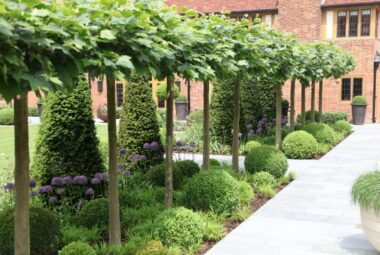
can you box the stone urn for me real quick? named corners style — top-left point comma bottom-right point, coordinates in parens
top-left (360, 208), bottom-right (380, 251)
top-left (97, 104), bottom-right (108, 122)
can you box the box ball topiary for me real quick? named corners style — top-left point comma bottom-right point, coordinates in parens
top-left (146, 163), bottom-right (184, 189)
top-left (58, 242), bottom-right (96, 255)
top-left (238, 181), bottom-right (254, 204)
top-left (209, 158), bottom-right (221, 167)
top-left (304, 122), bottom-right (337, 145)
top-left (243, 141), bottom-right (261, 154)
top-left (187, 109), bottom-right (203, 125)
top-left (333, 120), bottom-right (352, 136)
top-left (248, 171), bottom-right (277, 190)
top-left (0, 107), bottom-right (14, 125)
top-left (183, 170), bottom-right (240, 214)
top-left (282, 131), bottom-right (318, 159)
top-left (352, 96), bottom-right (368, 105)
top-left (154, 207), bottom-right (205, 249)
top-left (136, 240), bottom-right (168, 255)
top-left (0, 206), bottom-right (61, 255)
top-left (174, 160), bottom-right (200, 178)
top-left (244, 145), bottom-right (288, 179)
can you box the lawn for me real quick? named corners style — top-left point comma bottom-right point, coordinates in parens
top-left (0, 124), bottom-right (109, 183)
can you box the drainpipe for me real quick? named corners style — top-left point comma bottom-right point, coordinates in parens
top-left (187, 79), bottom-right (191, 113)
top-left (373, 52), bottom-right (380, 123)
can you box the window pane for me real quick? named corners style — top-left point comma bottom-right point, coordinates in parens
top-left (158, 100), bottom-right (165, 108)
top-left (116, 83), bottom-right (123, 107)
top-left (361, 9), bottom-right (371, 36)
top-left (337, 11), bottom-right (347, 37)
top-left (349, 10), bottom-right (358, 37)
top-left (341, 78), bottom-right (351, 101)
top-left (353, 78), bottom-right (363, 97)
top-left (175, 80), bottom-right (181, 92)
top-left (97, 80), bottom-right (103, 92)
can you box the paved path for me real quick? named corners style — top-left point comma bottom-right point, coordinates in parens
top-left (204, 124), bottom-right (380, 255)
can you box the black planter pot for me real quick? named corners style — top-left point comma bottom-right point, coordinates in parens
top-left (352, 104), bottom-right (367, 125)
top-left (175, 102), bottom-right (188, 120)
top-left (37, 103), bottom-right (43, 117)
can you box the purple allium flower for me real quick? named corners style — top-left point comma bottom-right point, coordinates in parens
top-left (51, 177), bottom-right (63, 186)
top-left (94, 172), bottom-right (106, 181)
top-left (247, 124), bottom-right (253, 130)
top-left (128, 154), bottom-right (146, 162)
top-left (29, 179), bottom-right (37, 188)
top-left (29, 190), bottom-right (38, 197)
top-left (56, 188), bottom-right (65, 195)
top-left (175, 140), bottom-right (186, 147)
top-left (256, 127), bottom-right (263, 135)
top-left (3, 182), bottom-right (14, 190)
top-left (248, 129), bottom-right (254, 138)
top-left (150, 141), bottom-right (159, 150)
top-left (189, 141), bottom-right (196, 148)
top-left (62, 176), bottom-right (73, 185)
top-left (48, 196), bottom-right (58, 205)
top-left (85, 188), bottom-right (95, 196)
top-left (39, 185), bottom-right (53, 193)
top-left (91, 177), bottom-right (101, 185)
top-left (143, 143), bottom-right (151, 150)
top-left (73, 176), bottom-right (88, 185)
top-left (117, 163), bottom-right (125, 169)
top-left (123, 170), bottom-right (131, 177)
top-left (120, 148), bottom-right (127, 155)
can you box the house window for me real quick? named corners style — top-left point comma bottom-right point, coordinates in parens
top-left (97, 80), bottom-right (103, 92)
top-left (116, 83), bottom-right (123, 107)
top-left (337, 11), bottom-right (347, 37)
top-left (341, 77), bottom-right (363, 101)
top-left (349, 10), bottom-right (358, 37)
top-left (361, 9), bottom-right (371, 36)
top-left (158, 100), bottom-right (165, 108)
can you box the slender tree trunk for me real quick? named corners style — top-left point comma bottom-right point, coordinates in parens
top-left (301, 84), bottom-right (306, 128)
top-left (310, 80), bottom-right (316, 122)
top-left (165, 76), bottom-right (174, 208)
top-left (232, 79), bottom-right (241, 172)
top-left (318, 80), bottom-right (323, 123)
top-left (290, 79), bottom-right (296, 131)
top-left (202, 80), bottom-right (210, 171)
top-left (275, 85), bottom-right (282, 149)
top-left (14, 95), bottom-right (30, 255)
top-left (106, 75), bottom-right (121, 245)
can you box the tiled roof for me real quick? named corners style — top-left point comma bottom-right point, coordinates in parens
top-left (165, 0), bottom-right (278, 13)
top-left (323, 0), bottom-right (380, 6)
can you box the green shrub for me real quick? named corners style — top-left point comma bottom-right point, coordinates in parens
top-left (175, 95), bottom-right (187, 103)
top-left (32, 77), bottom-right (104, 184)
top-left (258, 185), bottom-right (276, 198)
top-left (238, 181), bottom-right (254, 204)
top-left (282, 98), bottom-right (289, 108)
top-left (118, 75), bottom-right (164, 172)
top-left (184, 170), bottom-right (240, 214)
top-left (317, 143), bottom-right (331, 155)
top-left (120, 186), bottom-right (160, 209)
top-left (199, 212), bottom-right (226, 241)
top-left (296, 110), bottom-right (320, 123)
top-left (229, 205), bottom-right (251, 222)
top-left (157, 109), bottom-right (166, 127)
top-left (244, 145), bottom-right (288, 179)
top-left (154, 207), bottom-right (204, 250)
top-left (0, 107), bottom-right (14, 125)
top-left (123, 204), bottom-right (164, 231)
top-left (333, 120), bottom-right (352, 136)
top-left (248, 172), bottom-right (277, 190)
top-left (59, 242), bottom-right (96, 255)
top-left (146, 163), bottom-right (184, 189)
top-left (352, 171), bottom-right (380, 213)
top-left (28, 107), bottom-right (39, 117)
top-left (209, 158), bottom-right (221, 167)
top-left (156, 82), bottom-right (180, 100)
top-left (174, 160), bottom-right (200, 178)
top-left (0, 206), bottom-right (61, 255)
top-left (352, 95), bottom-right (367, 105)
top-left (136, 240), bottom-right (168, 255)
top-left (322, 112), bottom-right (347, 124)
top-left (242, 141), bottom-right (261, 154)
top-left (304, 122), bottom-right (337, 145)
top-left (116, 107), bottom-right (122, 119)
top-left (187, 110), bottom-right (203, 125)
top-left (62, 226), bottom-right (100, 246)
top-left (282, 131), bottom-right (318, 159)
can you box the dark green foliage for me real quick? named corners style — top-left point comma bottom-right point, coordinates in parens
top-left (28, 107), bottom-right (39, 117)
top-left (296, 110), bottom-right (320, 123)
top-left (352, 95), bottom-right (367, 105)
top-left (32, 78), bottom-right (104, 184)
top-left (209, 158), bottom-right (221, 167)
top-left (333, 120), bottom-right (352, 136)
top-left (244, 145), bottom-right (288, 178)
top-left (322, 112), bottom-right (348, 124)
top-left (187, 109), bottom-right (203, 125)
top-left (59, 242), bottom-right (96, 255)
top-left (124, 204), bottom-right (165, 232)
top-left (62, 226), bottom-right (100, 246)
top-left (248, 172), bottom-right (277, 190)
top-left (175, 160), bottom-right (200, 178)
top-left (282, 131), bottom-right (318, 159)
top-left (154, 207), bottom-right (205, 249)
top-left (184, 170), bottom-right (240, 214)
top-left (120, 186), bottom-right (160, 209)
top-left (118, 75), bottom-right (164, 172)
top-left (281, 98), bottom-right (289, 108)
top-left (146, 163), bottom-right (184, 189)
top-left (238, 181), bottom-right (254, 204)
top-left (136, 240), bottom-right (168, 255)
top-left (0, 107), bottom-right (14, 125)
top-left (0, 206), bottom-right (61, 255)
top-left (304, 122), bottom-right (337, 145)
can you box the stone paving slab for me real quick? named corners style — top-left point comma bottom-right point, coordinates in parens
top-left (205, 124), bottom-right (380, 255)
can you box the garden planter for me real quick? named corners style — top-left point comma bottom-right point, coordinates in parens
top-left (37, 103), bottom-right (43, 117)
top-left (360, 208), bottom-right (380, 251)
top-left (352, 105), bottom-right (366, 125)
top-left (175, 102), bottom-right (188, 120)
top-left (96, 104), bottom-right (108, 122)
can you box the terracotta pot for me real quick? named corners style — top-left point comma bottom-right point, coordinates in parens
top-left (97, 104), bottom-right (108, 123)
top-left (352, 105), bottom-right (367, 125)
top-left (360, 208), bottom-right (380, 251)
top-left (175, 102), bottom-right (188, 120)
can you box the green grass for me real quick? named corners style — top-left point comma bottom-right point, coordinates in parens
top-left (0, 124), bottom-right (109, 183)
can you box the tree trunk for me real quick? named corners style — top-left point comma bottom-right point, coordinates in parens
top-left (202, 80), bottom-right (210, 171)
top-left (318, 80), bottom-right (323, 123)
top-left (14, 94), bottom-right (30, 255)
top-left (275, 85), bottom-right (282, 149)
top-left (290, 79), bottom-right (296, 131)
top-left (232, 79), bottom-right (241, 172)
top-left (310, 80), bottom-right (316, 122)
top-left (106, 75), bottom-right (121, 245)
top-left (301, 84), bottom-right (306, 128)
top-left (165, 76), bottom-right (174, 208)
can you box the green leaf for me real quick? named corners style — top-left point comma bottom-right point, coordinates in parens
top-left (100, 30), bottom-right (116, 40)
top-left (116, 55), bottom-right (133, 69)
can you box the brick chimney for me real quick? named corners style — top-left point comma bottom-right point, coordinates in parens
top-left (277, 0), bottom-right (322, 41)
